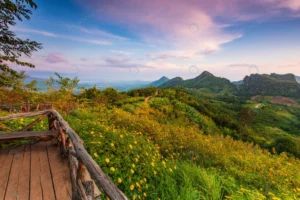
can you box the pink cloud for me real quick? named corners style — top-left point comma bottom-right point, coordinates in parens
top-left (73, 0), bottom-right (300, 54)
top-left (44, 53), bottom-right (68, 64)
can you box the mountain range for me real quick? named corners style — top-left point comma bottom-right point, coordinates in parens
top-left (156, 72), bottom-right (300, 97)
top-left (25, 72), bottom-right (300, 97)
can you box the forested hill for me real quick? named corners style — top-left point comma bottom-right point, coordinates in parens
top-left (238, 73), bottom-right (300, 97)
top-left (159, 71), bottom-right (237, 94)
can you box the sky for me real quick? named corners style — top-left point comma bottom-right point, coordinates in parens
top-left (13, 0), bottom-right (300, 82)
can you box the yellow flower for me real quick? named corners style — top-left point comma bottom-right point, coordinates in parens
top-left (136, 182), bottom-right (140, 187)
top-left (130, 184), bottom-right (135, 190)
top-left (154, 170), bottom-right (157, 175)
top-left (93, 153), bottom-right (98, 157)
top-left (143, 193), bottom-right (147, 197)
top-left (140, 180), bottom-right (143, 184)
top-left (105, 158), bottom-right (110, 163)
top-left (169, 168), bottom-right (173, 173)
top-left (134, 141), bottom-right (137, 144)
top-left (129, 144), bottom-right (133, 149)
top-left (144, 178), bottom-right (147, 182)
top-left (111, 143), bottom-right (115, 147)
top-left (132, 163), bottom-right (135, 168)
top-left (131, 169), bottom-right (135, 174)
top-left (272, 197), bottom-right (281, 200)
top-left (118, 178), bottom-right (122, 183)
top-left (133, 194), bottom-right (137, 200)
top-left (151, 162), bottom-right (155, 167)
top-left (120, 134), bottom-right (124, 138)
top-left (146, 184), bottom-right (149, 189)
top-left (110, 167), bottom-right (115, 172)
top-left (90, 131), bottom-right (95, 135)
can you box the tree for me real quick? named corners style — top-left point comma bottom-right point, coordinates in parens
top-left (0, 0), bottom-right (42, 87)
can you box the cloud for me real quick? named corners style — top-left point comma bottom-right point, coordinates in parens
top-left (74, 0), bottom-right (245, 60)
top-left (105, 57), bottom-right (131, 65)
top-left (12, 27), bottom-right (58, 37)
top-left (73, 0), bottom-right (300, 59)
top-left (100, 57), bottom-right (154, 69)
top-left (14, 27), bottom-right (111, 45)
top-left (70, 25), bottom-right (129, 40)
top-left (110, 50), bottom-right (132, 56)
top-left (44, 53), bottom-right (68, 64)
top-left (228, 64), bottom-right (260, 73)
top-left (146, 53), bottom-right (191, 61)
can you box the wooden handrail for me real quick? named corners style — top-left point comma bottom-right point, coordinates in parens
top-left (0, 109), bottom-right (51, 121)
top-left (50, 109), bottom-right (128, 200)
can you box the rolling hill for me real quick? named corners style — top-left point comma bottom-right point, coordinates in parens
top-left (159, 71), bottom-right (237, 94)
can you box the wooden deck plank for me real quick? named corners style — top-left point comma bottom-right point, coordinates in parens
top-left (30, 142), bottom-right (43, 200)
top-left (4, 146), bottom-right (25, 200)
top-left (0, 148), bottom-right (9, 173)
top-left (38, 142), bottom-right (56, 200)
top-left (0, 148), bottom-right (15, 199)
top-left (17, 145), bottom-right (31, 200)
top-left (0, 130), bottom-right (56, 141)
top-left (46, 140), bottom-right (72, 200)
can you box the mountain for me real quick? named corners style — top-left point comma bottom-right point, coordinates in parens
top-left (159, 77), bottom-right (184, 88)
top-left (159, 71), bottom-right (237, 94)
top-left (296, 76), bottom-right (300, 83)
top-left (149, 76), bottom-right (169, 87)
top-left (239, 73), bottom-right (300, 97)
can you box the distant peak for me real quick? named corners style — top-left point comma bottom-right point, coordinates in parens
top-left (202, 71), bottom-right (213, 75)
top-left (159, 76), bottom-right (169, 80)
top-left (194, 71), bottom-right (214, 79)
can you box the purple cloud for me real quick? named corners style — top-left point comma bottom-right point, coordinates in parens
top-left (105, 57), bottom-right (131, 65)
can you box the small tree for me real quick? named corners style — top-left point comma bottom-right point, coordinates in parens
top-left (0, 0), bottom-right (42, 87)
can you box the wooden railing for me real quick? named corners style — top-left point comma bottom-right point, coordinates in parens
top-left (0, 109), bottom-right (128, 200)
top-left (0, 102), bottom-right (53, 113)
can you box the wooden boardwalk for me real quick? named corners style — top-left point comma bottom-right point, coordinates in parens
top-left (0, 109), bottom-right (128, 200)
top-left (0, 140), bottom-right (72, 200)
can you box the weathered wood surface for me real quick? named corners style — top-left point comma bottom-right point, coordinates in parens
top-left (0, 109), bottom-right (51, 121)
top-left (46, 140), bottom-right (72, 199)
top-left (0, 140), bottom-right (71, 200)
top-left (0, 130), bottom-right (56, 141)
top-left (51, 109), bottom-right (128, 200)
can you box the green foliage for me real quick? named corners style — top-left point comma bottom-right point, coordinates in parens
top-left (272, 137), bottom-right (300, 158)
top-left (127, 86), bottom-right (157, 97)
top-left (0, 0), bottom-right (42, 87)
